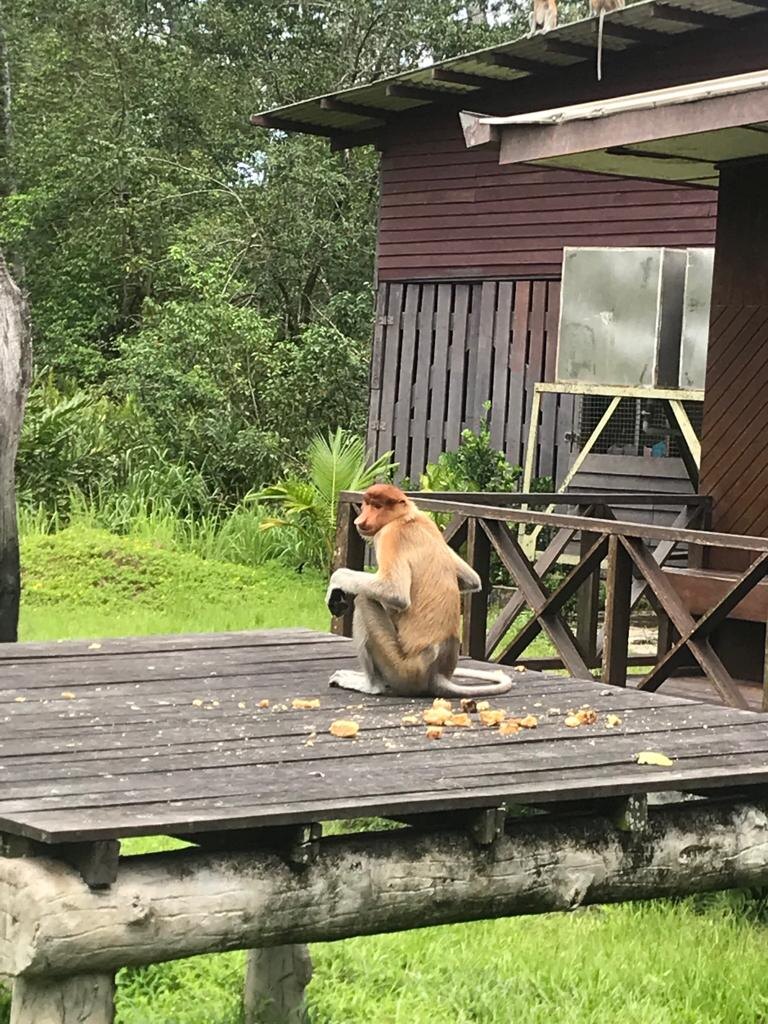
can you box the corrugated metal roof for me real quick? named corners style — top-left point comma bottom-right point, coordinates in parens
top-left (251, 0), bottom-right (766, 140)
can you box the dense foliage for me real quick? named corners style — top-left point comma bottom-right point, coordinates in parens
top-left (1, 1), bottom-right (602, 508)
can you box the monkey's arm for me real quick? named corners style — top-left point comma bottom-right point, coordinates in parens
top-left (447, 548), bottom-right (482, 593)
top-left (326, 565), bottom-right (412, 612)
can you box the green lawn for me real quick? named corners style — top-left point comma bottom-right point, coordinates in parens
top-left (2, 526), bottom-right (768, 1023)
top-left (19, 525), bottom-right (328, 641)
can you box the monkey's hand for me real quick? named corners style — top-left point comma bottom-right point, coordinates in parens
top-left (327, 587), bottom-right (354, 617)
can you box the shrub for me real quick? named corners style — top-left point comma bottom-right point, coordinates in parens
top-left (113, 295), bottom-right (369, 500)
top-left (257, 429), bottom-right (396, 571)
top-left (419, 408), bottom-right (523, 493)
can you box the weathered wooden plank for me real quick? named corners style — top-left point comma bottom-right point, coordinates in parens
top-left (9, 676), bottom-right (659, 755)
top-left (3, 712), bottom-right (764, 813)
top-left (506, 280), bottom-right (531, 467)
top-left (375, 283), bottom-right (404, 462)
top-left (464, 283), bottom-right (482, 429)
top-left (575, 505), bottom-right (601, 665)
top-left (0, 664), bottom-right (607, 717)
top-left (473, 281), bottom-right (496, 430)
top-left (338, 495), bottom-right (768, 554)
top-left (0, 695), bottom-right (720, 789)
top-left (409, 283), bottom-right (436, 479)
top-left (0, 628), bottom-right (345, 662)
top-left (554, 391), bottom-right (577, 485)
top-left (366, 285), bottom-right (389, 457)
top-left (0, 704), bottom-right (760, 813)
top-left (537, 280), bottom-right (561, 480)
top-left (392, 284), bottom-right (420, 477)
top-left (244, 945), bottom-right (312, 1024)
top-left (12, 748), bottom-right (768, 845)
top-left (524, 281), bottom-right (548, 476)
top-left (444, 284), bottom-right (469, 451)
top-left (489, 281), bottom-right (513, 450)
top-left (426, 283), bottom-right (452, 465)
top-left (661, 566), bottom-right (768, 621)
top-left (0, 640), bottom-right (353, 688)
top-left (399, 492), bottom-right (709, 508)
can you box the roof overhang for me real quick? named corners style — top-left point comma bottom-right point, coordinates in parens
top-left (249, 0), bottom-right (767, 149)
top-left (461, 69), bottom-right (768, 187)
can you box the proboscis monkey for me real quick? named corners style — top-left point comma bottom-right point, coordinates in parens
top-left (325, 484), bottom-right (513, 698)
top-left (590, 0), bottom-right (624, 81)
top-left (530, 0), bottom-right (557, 34)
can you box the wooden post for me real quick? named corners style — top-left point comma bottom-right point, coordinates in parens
top-left (329, 499), bottom-right (364, 638)
top-left (11, 973), bottom-right (115, 1024)
top-left (0, 253), bottom-right (31, 643)
top-left (575, 505), bottom-right (600, 666)
top-left (244, 945), bottom-right (313, 1024)
top-left (461, 517), bottom-right (491, 658)
top-left (698, 159), bottom-right (768, 568)
top-left (657, 609), bottom-right (675, 660)
top-left (602, 535), bottom-right (633, 687)
top-left (688, 500), bottom-right (711, 570)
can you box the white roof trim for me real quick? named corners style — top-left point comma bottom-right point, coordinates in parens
top-left (476, 69), bottom-right (768, 127)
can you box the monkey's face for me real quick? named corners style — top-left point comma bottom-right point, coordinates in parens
top-left (354, 487), bottom-right (408, 539)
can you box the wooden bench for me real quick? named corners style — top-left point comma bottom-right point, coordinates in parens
top-left (660, 567), bottom-right (768, 693)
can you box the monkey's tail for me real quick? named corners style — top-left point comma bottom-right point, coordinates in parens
top-left (431, 668), bottom-right (513, 698)
top-left (596, 9), bottom-right (605, 82)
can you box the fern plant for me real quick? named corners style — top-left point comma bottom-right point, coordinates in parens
top-left (256, 429), bottom-right (396, 571)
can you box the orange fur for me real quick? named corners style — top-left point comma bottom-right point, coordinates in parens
top-left (531, 0), bottom-right (557, 33)
top-left (326, 485), bottom-right (512, 697)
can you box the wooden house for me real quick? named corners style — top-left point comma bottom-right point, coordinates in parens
top-left (248, 0), bottom-right (768, 492)
top-left (256, 0), bottom-right (768, 700)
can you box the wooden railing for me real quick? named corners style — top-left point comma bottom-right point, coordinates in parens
top-left (331, 491), bottom-right (768, 710)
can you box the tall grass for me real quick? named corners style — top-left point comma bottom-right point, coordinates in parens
top-left (19, 492), bottom-right (306, 570)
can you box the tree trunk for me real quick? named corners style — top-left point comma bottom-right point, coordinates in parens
top-left (244, 945), bottom-right (312, 1024)
top-left (0, 253), bottom-right (31, 642)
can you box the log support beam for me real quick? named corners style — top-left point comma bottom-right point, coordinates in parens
top-left (3, 799), bottom-right (768, 990)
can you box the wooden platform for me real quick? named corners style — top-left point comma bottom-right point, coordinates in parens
top-left (2, 627), bottom-right (768, 845)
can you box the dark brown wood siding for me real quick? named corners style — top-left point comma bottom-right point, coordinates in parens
top-left (378, 116), bottom-right (717, 282)
top-left (700, 160), bottom-right (768, 558)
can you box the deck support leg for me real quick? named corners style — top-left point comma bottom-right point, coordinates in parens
top-left (10, 972), bottom-right (115, 1024)
top-left (244, 944), bottom-right (313, 1024)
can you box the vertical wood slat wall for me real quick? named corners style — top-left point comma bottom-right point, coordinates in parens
top-left (367, 279), bottom-right (573, 484)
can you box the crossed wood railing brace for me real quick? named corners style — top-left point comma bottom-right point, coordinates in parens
top-left (332, 491), bottom-right (768, 709)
